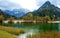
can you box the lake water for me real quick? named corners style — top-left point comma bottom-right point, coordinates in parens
top-left (3, 23), bottom-right (60, 38)
top-left (17, 23), bottom-right (59, 38)
top-left (4, 23), bottom-right (60, 31)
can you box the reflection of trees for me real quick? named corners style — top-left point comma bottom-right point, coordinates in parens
top-left (39, 23), bottom-right (59, 32)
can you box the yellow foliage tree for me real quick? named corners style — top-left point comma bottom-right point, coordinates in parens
top-left (8, 16), bottom-right (14, 23)
top-left (22, 13), bottom-right (33, 20)
top-left (34, 16), bottom-right (41, 21)
top-left (43, 16), bottom-right (51, 23)
top-left (22, 16), bottom-right (28, 20)
top-left (0, 15), bottom-right (4, 23)
top-left (28, 13), bottom-right (33, 17)
top-left (44, 16), bottom-right (51, 20)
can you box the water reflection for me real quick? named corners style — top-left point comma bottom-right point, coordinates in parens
top-left (18, 29), bottom-right (38, 38)
top-left (18, 23), bottom-right (59, 38)
top-left (4, 23), bottom-right (60, 38)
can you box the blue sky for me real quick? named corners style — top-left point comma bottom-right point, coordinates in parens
top-left (0, 0), bottom-right (60, 11)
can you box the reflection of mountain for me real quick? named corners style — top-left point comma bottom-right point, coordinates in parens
top-left (32, 1), bottom-right (60, 18)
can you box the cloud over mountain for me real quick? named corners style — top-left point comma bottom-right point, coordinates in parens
top-left (0, 0), bottom-right (21, 10)
top-left (36, 0), bottom-right (60, 8)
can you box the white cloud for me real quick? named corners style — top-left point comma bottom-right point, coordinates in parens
top-left (57, 5), bottom-right (60, 8)
top-left (0, 0), bottom-right (21, 10)
top-left (10, 0), bottom-right (39, 11)
top-left (0, 0), bottom-right (60, 11)
top-left (0, 0), bottom-right (39, 11)
top-left (36, 0), bottom-right (59, 8)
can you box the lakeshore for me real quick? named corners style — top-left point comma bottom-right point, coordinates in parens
top-left (3, 20), bottom-right (60, 23)
top-left (0, 23), bottom-right (60, 38)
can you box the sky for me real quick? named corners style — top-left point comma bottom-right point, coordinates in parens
top-left (0, 0), bottom-right (60, 11)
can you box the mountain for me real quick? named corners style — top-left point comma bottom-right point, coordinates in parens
top-left (1, 1), bottom-right (60, 19)
top-left (39, 1), bottom-right (55, 10)
top-left (4, 9), bottom-right (30, 18)
top-left (0, 9), bottom-right (14, 19)
top-left (32, 1), bottom-right (60, 18)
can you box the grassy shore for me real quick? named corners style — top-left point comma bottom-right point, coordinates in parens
top-left (0, 26), bottom-right (25, 35)
top-left (0, 30), bottom-right (17, 38)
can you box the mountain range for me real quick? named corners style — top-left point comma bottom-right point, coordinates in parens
top-left (4, 9), bottom-right (29, 18)
top-left (0, 1), bottom-right (60, 18)
top-left (0, 9), bottom-right (14, 19)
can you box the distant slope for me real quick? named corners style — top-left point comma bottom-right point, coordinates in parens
top-left (4, 9), bottom-right (29, 18)
top-left (0, 9), bottom-right (15, 19)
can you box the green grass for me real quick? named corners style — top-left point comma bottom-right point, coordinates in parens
top-left (0, 30), bottom-right (17, 38)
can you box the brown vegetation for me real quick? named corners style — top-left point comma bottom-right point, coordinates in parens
top-left (0, 26), bottom-right (25, 35)
top-left (27, 31), bottom-right (60, 38)
top-left (0, 15), bottom-right (4, 23)
top-left (8, 16), bottom-right (14, 23)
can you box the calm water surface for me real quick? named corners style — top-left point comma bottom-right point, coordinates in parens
top-left (4, 23), bottom-right (60, 38)
top-left (4, 23), bottom-right (60, 32)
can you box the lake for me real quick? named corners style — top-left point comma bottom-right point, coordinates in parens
top-left (3, 23), bottom-right (60, 32)
top-left (2, 23), bottom-right (60, 38)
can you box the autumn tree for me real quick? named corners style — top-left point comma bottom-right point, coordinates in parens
top-left (43, 16), bottom-right (51, 23)
top-left (0, 15), bottom-right (4, 24)
top-left (22, 13), bottom-right (33, 20)
top-left (8, 16), bottom-right (14, 23)
top-left (22, 16), bottom-right (28, 20)
top-left (27, 13), bottom-right (33, 17)
top-left (34, 16), bottom-right (41, 21)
